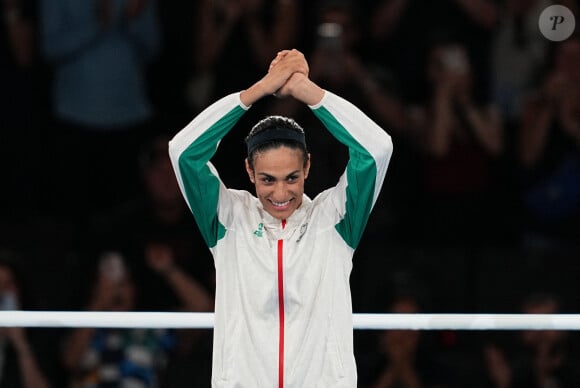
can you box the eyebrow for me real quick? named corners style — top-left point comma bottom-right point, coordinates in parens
top-left (257, 170), bottom-right (301, 180)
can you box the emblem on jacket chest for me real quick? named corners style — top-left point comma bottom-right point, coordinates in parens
top-left (296, 223), bottom-right (308, 243)
top-left (253, 222), bottom-right (264, 237)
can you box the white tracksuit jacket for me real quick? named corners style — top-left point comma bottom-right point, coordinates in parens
top-left (168, 90), bottom-right (393, 388)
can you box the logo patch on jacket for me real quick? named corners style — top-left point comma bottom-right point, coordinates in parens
top-left (253, 223), bottom-right (264, 237)
top-left (296, 223), bottom-right (308, 243)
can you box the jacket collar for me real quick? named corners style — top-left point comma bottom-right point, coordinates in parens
top-left (259, 194), bottom-right (311, 239)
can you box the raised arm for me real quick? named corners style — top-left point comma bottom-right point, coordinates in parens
top-left (316, 91), bottom-right (393, 248)
top-left (168, 49), bottom-right (309, 247)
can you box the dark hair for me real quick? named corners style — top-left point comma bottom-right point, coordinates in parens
top-left (245, 115), bottom-right (309, 170)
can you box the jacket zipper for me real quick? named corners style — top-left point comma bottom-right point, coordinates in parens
top-left (277, 219), bottom-right (286, 388)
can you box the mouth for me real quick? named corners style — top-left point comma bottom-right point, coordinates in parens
top-left (270, 199), bottom-right (292, 209)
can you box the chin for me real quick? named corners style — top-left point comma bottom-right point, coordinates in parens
top-left (268, 207), bottom-right (294, 220)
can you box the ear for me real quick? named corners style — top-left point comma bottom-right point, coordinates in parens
top-left (304, 153), bottom-right (311, 179)
top-left (245, 158), bottom-right (255, 183)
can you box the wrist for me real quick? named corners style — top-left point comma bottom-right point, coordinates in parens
top-left (240, 80), bottom-right (269, 106)
top-left (291, 76), bottom-right (324, 105)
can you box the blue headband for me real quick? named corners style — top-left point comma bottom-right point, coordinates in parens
top-left (246, 128), bottom-right (306, 155)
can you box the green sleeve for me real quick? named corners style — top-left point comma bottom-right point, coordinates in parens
top-left (169, 94), bottom-right (247, 248)
top-left (312, 92), bottom-right (393, 249)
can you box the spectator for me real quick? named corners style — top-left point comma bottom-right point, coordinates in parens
top-left (408, 37), bottom-right (504, 246)
top-left (358, 290), bottom-right (453, 388)
top-left (515, 35), bottom-right (580, 253)
top-left (60, 250), bottom-right (213, 387)
top-left (72, 134), bottom-right (216, 386)
top-left (484, 292), bottom-right (580, 388)
top-left (147, 2), bottom-right (199, 130)
top-left (39, 0), bottom-right (161, 221)
top-left (0, 249), bottom-right (55, 388)
top-left (490, 0), bottom-right (552, 128)
top-left (85, 134), bottom-right (215, 313)
top-left (0, 0), bottom-right (49, 221)
top-left (365, 0), bottom-right (498, 105)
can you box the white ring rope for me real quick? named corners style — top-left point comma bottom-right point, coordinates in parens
top-left (1, 311), bottom-right (579, 330)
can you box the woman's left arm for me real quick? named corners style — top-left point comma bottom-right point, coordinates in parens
top-left (311, 90), bottom-right (393, 248)
top-left (273, 53), bottom-right (393, 248)
top-left (312, 90), bottom-right (393, 204)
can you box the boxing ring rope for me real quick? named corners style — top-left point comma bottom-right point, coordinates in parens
top-left (1, 311), bottom-right (580, 330)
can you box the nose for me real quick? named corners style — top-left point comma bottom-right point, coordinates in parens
top-left (271, 181), bottom-right (289, 201)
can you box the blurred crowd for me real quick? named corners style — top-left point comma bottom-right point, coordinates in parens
top-left (1, 0), bottom-right (580, 386)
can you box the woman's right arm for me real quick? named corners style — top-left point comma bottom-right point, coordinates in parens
top-left (168, 93), bottom-right (247, 248)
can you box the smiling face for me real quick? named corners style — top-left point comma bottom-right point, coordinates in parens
top-left (246, 146), bottom-right (310, 220)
